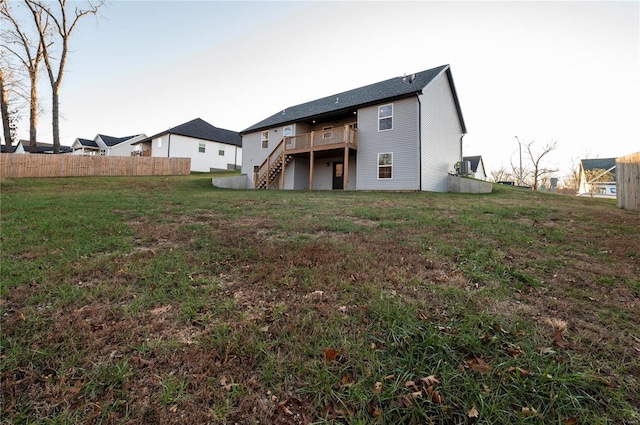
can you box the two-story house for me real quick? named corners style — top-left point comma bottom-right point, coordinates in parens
top-left (241, 64), bottom-right (466, 192)
top-left (72, 134), bottom-right (147, 156)
top-left (133, 118), bottom-right (242, 173)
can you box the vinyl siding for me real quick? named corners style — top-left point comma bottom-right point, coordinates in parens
top-left (152, 134), bottom-right (241, 172)
top-left (355, 97), bottom-right (420, 191)
top-left (420, 71), bottom-right (463, 192)
top-left (241, 127), bottom-right (288, 187)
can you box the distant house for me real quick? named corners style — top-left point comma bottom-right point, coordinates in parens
top-left (13, 139), bottom-right (72, 154)
top-left (133, 118), bottom-right (242, 172)
top-left (578, 157), bottom-right (616, 198)
top-left (241, 64), bottom-right (466, 191)
top-left (72, 134), bottom-right (147, 156)
top-left (71, 138), bottom-right (100, 155)
top-left (463, 155), bottom-right (487, 180)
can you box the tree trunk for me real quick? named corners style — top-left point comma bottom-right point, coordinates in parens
top-left (29, 68), bottom-right (38, 153)
top-left (52, 87), bottom-right (60, 154)
top-left (0, 69), bottom-right (12, 149)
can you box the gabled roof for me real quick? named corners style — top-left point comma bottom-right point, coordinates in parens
top-left (138, 118), bottom-right (242, 147)
top-left (98, 134), bottom-right (143, 147)
top-left (19, 139), bottom-right (72, 153)
top-left (76, 138), bottom-right (99, 148)
top-left (463, 155), bottom-right (483, 173)
top-left (1, 144), bottom-right (16, 153)
top-left (580, 158), bottom-right (616, 172)
top-left (242, 64), bottom-right (466, 134)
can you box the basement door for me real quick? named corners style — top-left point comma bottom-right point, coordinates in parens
top-left (332, 162), bottom-right (344, 190)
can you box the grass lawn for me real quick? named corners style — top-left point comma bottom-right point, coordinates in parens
top-left (1, 172), bottom-right (639, 424)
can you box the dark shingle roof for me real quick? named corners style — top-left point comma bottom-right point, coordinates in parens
top-left (463, 156), bottom-right (483, 173)
top-left (140, 118), bottom-right (241, 147)
top-left (77, 138), bottom-right (99, 148)
top-left (242, 64), bottom-right (466, 134)
top-left (98, 134), bottom-right (142, 147)
top-left (580, 158), bottom-right (616, 172)
top-left (19, 139), bottom-right (72, 153)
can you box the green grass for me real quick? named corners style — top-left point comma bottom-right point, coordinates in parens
top-left (1, 173), bottom-right (639, 423)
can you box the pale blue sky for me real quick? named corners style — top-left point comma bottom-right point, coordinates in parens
top-left (7, 0), bottom-right (640, 176)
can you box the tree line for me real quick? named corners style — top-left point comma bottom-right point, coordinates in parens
top-left (1, 0), bottom-right (105, 153)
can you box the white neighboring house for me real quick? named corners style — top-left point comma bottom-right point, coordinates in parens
top-left (6, 139), bottom-right (72, 154)
top-left (72, 134), bottom-right (147, 156)
top-left (463, 155), bottom-right (487, 180)
top-left (132, 118), bottom-right (242, 172)
top-left (578, 157), bottom-right (616, 198)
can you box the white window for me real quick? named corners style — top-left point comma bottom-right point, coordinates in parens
top-left (99, 149), bottom-right (106, 156)
top-left (283, 126), bottom-right (293, 137)
top-left (322, 126), bottom-right (333, 139)
top-left (261, 131), bottom-right (269, 149)
top-left (378, 104), bottom-right (393, 131)
top-left (198, 142), bottom-right (206, 153)
top-left (157, 137), bottom-right (162, 148)
top-left (378, 152), bottom-right (392, 179)
top-left (218, 145), bottom-right (225, 156)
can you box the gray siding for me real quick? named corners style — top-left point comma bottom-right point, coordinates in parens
top-left (241, 127), bottom-right (288, 187)
top-left (355, 97), bottom-right (420, 190)
top-left (420, 71), bottom-right (463, 192)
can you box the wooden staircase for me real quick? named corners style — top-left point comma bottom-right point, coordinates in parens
top-left (254, 139), bottom-right (291, 189)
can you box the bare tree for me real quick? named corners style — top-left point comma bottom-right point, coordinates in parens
top-left (489, 166), bottom-right (512, 183)
top-left (24, 0), bottom-right (104, 154)
top-left (1, 1), bottom-right (48, 152)
top-left (0, 66), bottom-right (13, 147)
top-left (523, 140), bottom-right (558, 190)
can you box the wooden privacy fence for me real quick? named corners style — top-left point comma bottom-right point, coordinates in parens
top-left (0, 154), bottom-right (191, 178)
top-left (616, 152), bottom-right (640, 211)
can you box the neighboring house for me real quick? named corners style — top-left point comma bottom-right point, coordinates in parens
top-left (241, 64), bottom-right (466, 191)
top-left (463, 155), bottom-right (487, 180)
top-left (133, 118), bottom-right (242, 172)
top-left (71, 138), bottom-right (100, 155)
top-left (578, 157), bottom-right (616, 198)
top-left (14, 139), bottom-right (72, 154)
top-left (72, 134), bottom-right (147, 156)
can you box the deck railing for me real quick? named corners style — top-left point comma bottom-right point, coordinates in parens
top-left (284, 125), bottom-right (357, 152)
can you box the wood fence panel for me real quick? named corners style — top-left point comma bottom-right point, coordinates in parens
top-left (616, 152), bottom-right (640, 211)
top-left (0, 154), bottom-right (191, 178)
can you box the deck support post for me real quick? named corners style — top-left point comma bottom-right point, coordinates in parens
top-left (309, 151), bottom-right (314, 190)
top-left (343, 146), bottom-right (349, 190)
top-left (280, 152), bottom-right (285, 189)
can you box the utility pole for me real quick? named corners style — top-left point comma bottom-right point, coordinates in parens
top-left (515, 136), bottom-right (522, 186)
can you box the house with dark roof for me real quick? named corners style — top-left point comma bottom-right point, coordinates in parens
top-left (463, 155), bottom-right (487, 180)
top-left (133, 118), bottom-right (242, 172)
top-left (578, 157), bottom-right (617, 198)
top-left (13, 139), bottom-right (73, 154)
top-left (241, 64), bottom-right (466, 191)
top-left (71, 134), bottom-right (146, 156)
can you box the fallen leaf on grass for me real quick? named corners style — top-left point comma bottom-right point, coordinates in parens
top-left (553, 329), bottom-right (568, 348)
top-left (563, 418), bottom-right (578, 425)
top-left (506, 366), bottom-right (532, 377)
top-left (420, 375), bottom-right (440, 386)
top-left (366, 401), bottom-right (382, 418)
top-left (467, 405), bottom-right (479, 418)
top-left (324, 348), bottom-right (339, 362)
top-left (372, 381), bottom-right (382, 395)
top-left (150, 305), bottom-right (172, 315)
top-left (468, 357), bottom-right (492, 375)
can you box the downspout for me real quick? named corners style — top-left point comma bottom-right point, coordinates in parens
top-left (460, 134), bottom-right (464, 168)
top-left (167, 129), bottom-right (171, 158)
top-left (234, 145), bottom-right (238, 170)
top-left (416, 93), bottom-right (422, 190)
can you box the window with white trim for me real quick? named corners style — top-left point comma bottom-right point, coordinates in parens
top-left (198, 142), bottom-right (206, 153)
top-left (283, 126), bottom-right (293, 137)
top-left (261, 131), bottom-right (269, 149)
top-left (378, 152), bottom-right (392, 179)
top-left (157, 137), bottom-right (162, 148)
top-left (378, 104), bottom-right (393, 131)
top-left (322, 126), bottom-right (333, 139)
top-left (218, 145), bottom-right (225, 156)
